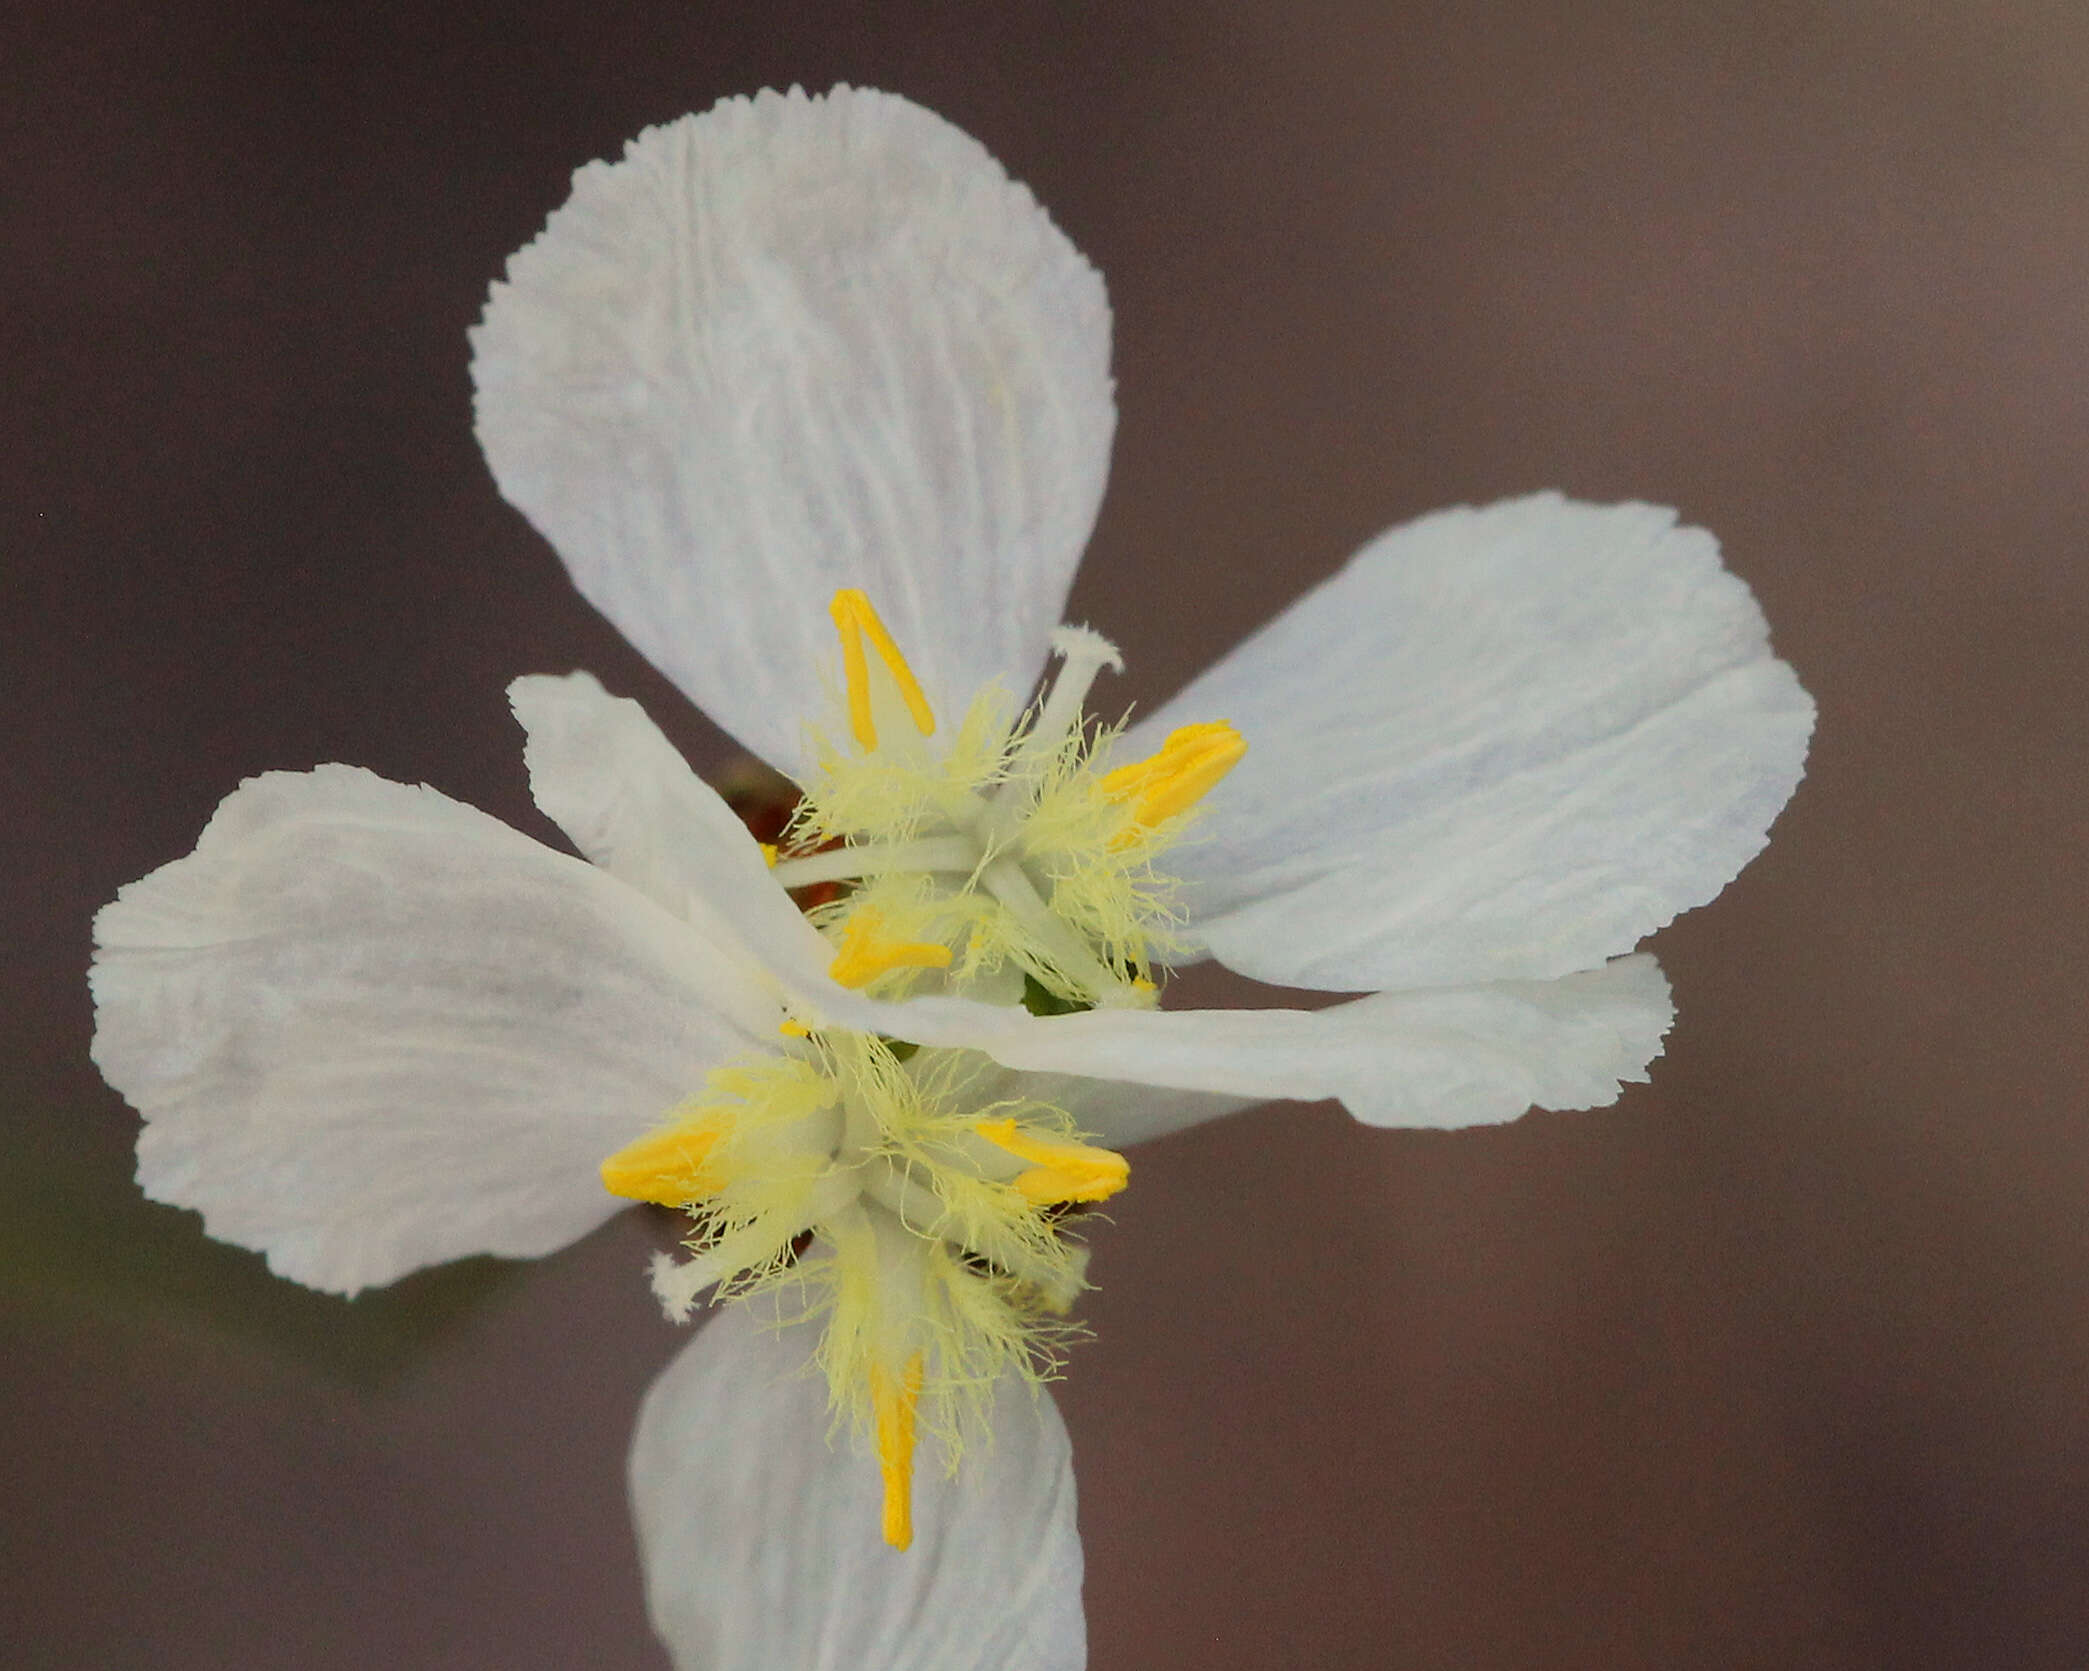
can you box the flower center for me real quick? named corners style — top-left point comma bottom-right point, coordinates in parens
top-left (771, 590), bottom-right (1247, 1011)
top-left (600, 1034), bottom-right (1128, 1549)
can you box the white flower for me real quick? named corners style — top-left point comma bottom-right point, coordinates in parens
top-left (90, 84), bottom-right (1813, 1671)
top-left (469, 84), bottom-right (1812, 1135)
top-left (89, 743), bottom-right (1120, 1665)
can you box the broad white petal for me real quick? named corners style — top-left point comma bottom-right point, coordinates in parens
top-left (90, 765), bottom-right (774, 1295)
top-left (509, 671), bottom-right (839, 986)
top-left (886, 956), bottom-right (1673, 1130)
top-left (1128, 495), bottom-right (1814, 990)
top-left (505, 680), bottom-right (1016, 1042)
top-left (509, 670), bottom-right (717, 913)
top-left (503, 678), bottom-right (897, 1039)
top-left (474, 87), bottom-right (1115, 774)
top-left (554, 769), bottom-right (1667, 1133)
top-left (631, 1304), bottom-right (1085, 1671)
top-left (594, 826), bottom-right (1669, 1132)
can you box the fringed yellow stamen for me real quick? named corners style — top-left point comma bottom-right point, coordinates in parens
top-left (828, 907), bottom-right (953, 989)
top-left (600, 1122), bottom-right (724, 1207)
top-left (1100, 721), bottom-right (1247, 842)
top-left (871, 1352), bottom-right (926, 1550)
top-left (831, 589), bottom-right (936, 751)
top-left (973, 1118), bottom-right (1131, 1206)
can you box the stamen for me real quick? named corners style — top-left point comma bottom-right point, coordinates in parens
top-left (608, 1037), bottom-right (1111, 1551)
top-left (648, 1248), bottom-right (730, 1322)
top-left (871, 1352), bottom-right (926, 1549)
top-left (1020, 626), bottom-right (1125, 763)
top-left (976, 855), bottom-right (1127, 1000)
top-left (600, 1121), bottom-right (725, 1206)
top-left (859, 1160), bottom-right (958, 1236)
top-left (971, 1118), bottom-right (1130, 1206)
top-left (1100, 721), bottom-right (1247, 839)
top-left (828, 906), bottom-right (954, 989)
top-left (771, 835), bottom-right (983, 891)
top-left (1033, 1242), bottom-right (1093, 1315)
top-left (831, 589), bottom-right (936, 750)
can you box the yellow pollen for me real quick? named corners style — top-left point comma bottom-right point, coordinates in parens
top-left (973, 1118), bottom-right (1131, 1206)
top-left (871, 1352), bottom-right (926, 1550)
top-left (778, 1017), bottom-right (812, 1038)
top-left (831, 589), bottom-right (936, 751)
top-left (600, 1122), bottom-right (724, 1207)
top-left (1099, 721), bottom-right (1247, 841)
top-left (759, 842), bottom-right (779, 867)
top-left (828, 907), bottom-right (954, 989)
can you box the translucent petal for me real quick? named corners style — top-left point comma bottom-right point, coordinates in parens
top-left (509, 671), bottom-right (837, 983)
top-left (630, 1304), bottom-right (1085, 1671)
top-left (473, 87), bottom-right (1114, 774)
top-left (1127, 494), bottom-right (1814, 990)
top-left (578, 797), bottom-right (1669, 1132)
top-left (90, 766), bottom-right (772, 1295)
top-left (887, 956), bottom-right (1675, 1130)
top-left (535, 751), bottom-right (1666, 1133)
top-left (505, 675), bottom-right (1002, 1040)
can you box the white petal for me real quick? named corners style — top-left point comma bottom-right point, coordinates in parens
top-left (1130, 494), bottom-right (1814, 990)
top-left (630, 1304), bottom-right (1086, 1671)
top-left (504, 678), bottom-right (1000, 1040)
top-left (550, 775), bottom-right (1667, 1132)
top-left (90, 765), bottom-right (773, 1295)
top-left (473, 87), bottom-right (1115, 774)
top-left (502, 678), bottom-right (884, 1037)
top-left (509, 670), bottom-right (713, 913)
top-left (889, 956), bottom-right (1674, 1130)
top-left (598, 833), bottom-right (1669, 1131)
top-left (497, 691), bottom-right (1657, 1137)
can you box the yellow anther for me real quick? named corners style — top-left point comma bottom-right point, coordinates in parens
top-left (972, 1118), bottom-right (1130, 1206)
top-left (831, 589), bottom-right (936, 751)
top-left (759, 842), bottom-right (779, 868)
top-left (1100, 721), bottom-right (1247, 841)
top-left (778, 1017), bottom-right (812, 1038)
top-left (870, 1352), bottom-right (925, 1550)
top-left (600, 1121), bottom-right (724, 1207)
top-left (828, 907), bottom-right (953, 989)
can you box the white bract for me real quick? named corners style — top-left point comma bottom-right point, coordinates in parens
top-left (90, 85), bottom-right (1813, 1671)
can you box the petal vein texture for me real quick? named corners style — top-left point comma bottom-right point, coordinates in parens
top-left (631, 1304), bottom-right (1086, 1671)
top-left (1130, 493), bottom-right (1815, 991)
top-left (90, 765), bottom-right (769, 1294)
top-left (473, 86), bottom-right (1115, 775)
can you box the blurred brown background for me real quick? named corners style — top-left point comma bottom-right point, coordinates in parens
top-left (5, 1), bottom-right (2087, 1666)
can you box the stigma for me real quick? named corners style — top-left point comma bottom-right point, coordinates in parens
top-left (601, 1034), bottom-right (1127, 1549)
top-left (772, 591), bottom-right (1246, 1012)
